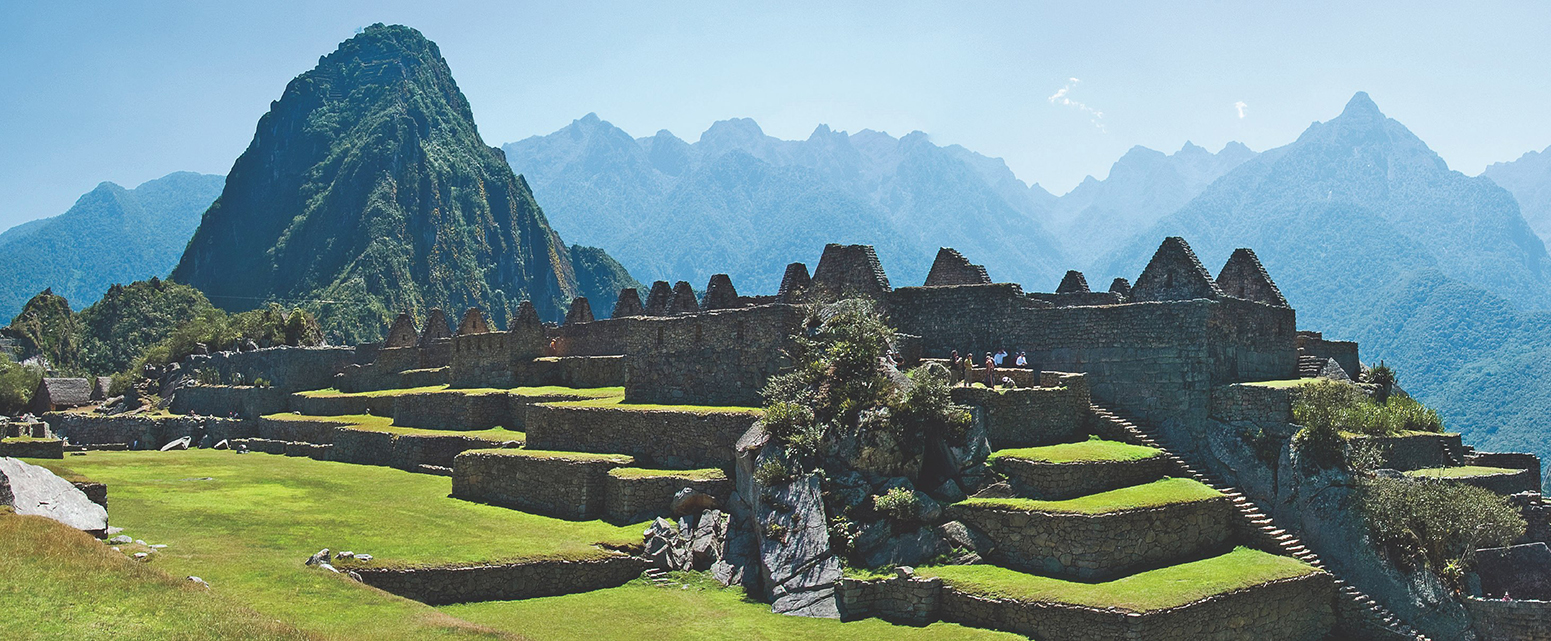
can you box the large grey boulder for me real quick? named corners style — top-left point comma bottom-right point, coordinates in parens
top-left (758, 473), bottom-right (842, 618)
top-left (0, 457), bottom-right (108, 535)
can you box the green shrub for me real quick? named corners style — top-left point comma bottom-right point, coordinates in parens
top-left (872, 487), bottom-right (921, 522)
top-left (1365, 361), bottom-right (1397, 404)
top-left (1358, 476), bottom-right (1525, 581)
top-left (753, 459), bottom-right (793, 487)
top-left (1293, 379), bottom-right (1443, 438)
top-left (0, 354), bottom-right (43, 414)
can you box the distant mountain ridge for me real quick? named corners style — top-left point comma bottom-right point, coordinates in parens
top-left (1483, 144), bottom-right (1551, 244)
top-left (171, 24), bottom-right (633, 342)
top-left (0, 172), bottom-right (224, 321)
top-left (504, 115), bottom-right (1072, 292)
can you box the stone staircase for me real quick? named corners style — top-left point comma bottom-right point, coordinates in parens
top-left (1089, 404), bottom-right (1432, 641)
top-left (1298, 355), bottom-right (1326, 378)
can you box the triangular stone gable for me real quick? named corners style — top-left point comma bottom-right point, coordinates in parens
top-left (384, 312), bottom-right (419, 347)
top-left (564, 297), bottom-right (594, 325)
top-left (1056, 270), bottom-right (1090, 294)
top-left (419, 308), bottom-right (451, 346)
top-left (458, 307), bottom-right (492, 335)
top-left (924, 247), bottom-right (992, 286)
top-left (644, 281), bottom-right (674, 316)
top-left (811, 244), bottom-right (891, 302)
top-left (702, 274), bottom-right (741, 310)
top-left (612, 287), bottom-right (644, 317)
top-left (1108, 278), bottom-right (1132, 298)
top-left (511, 301), bottom-right (541, 328)
top-left (777, 263), bottom-right (812, 304)
top-left (670, 281), bottom-right (700, 314)
top-left (1130, 237), bottom-right (1224, 302)
top-left (1215, 248), bottom-right (1288, 307)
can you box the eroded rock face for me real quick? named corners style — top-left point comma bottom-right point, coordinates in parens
top-left (0, 457), bottom-right (108, 535)
top-left (759, 474), bottom-right (842, 618)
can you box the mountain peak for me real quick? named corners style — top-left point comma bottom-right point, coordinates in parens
top-left (1340, 91), bottom-right (1384, 120)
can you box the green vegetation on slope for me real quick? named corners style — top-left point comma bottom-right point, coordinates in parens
top-left (0, 354), bottom-right (43, 415)
top-left (922, 547), bottom-right (1319, 612)
top-left (957, 478), bottom-right (1220, 514)
top-left (0, 511), bottom-right (309, 641)
top-left (169, 24), bottom-right (633, 341)
top-left (440, 571), bottom-right (1020, 641)
top-left (75, 278), bottom-right (215, 374)
top-left (38, 450), bottom-right (639, 639)
top-left (0, 172), bottom-right (224, 322)
top-left (1358, 476), bottom-right (1524, 583)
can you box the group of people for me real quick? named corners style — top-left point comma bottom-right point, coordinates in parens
top-left (947, 349), bottom-right (1030, 389)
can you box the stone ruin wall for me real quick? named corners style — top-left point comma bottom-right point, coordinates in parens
top-left (947, 498), bottom-right (1236, 580)
top-left (524, 404), bottom-right (760, 469)
top-left (887, 284), bottom-right (1296, 428)
top-left (620, 304), bottom-right (805, 407)
top-left (839, 571), bottom-right (1336, 641)
top-left (182, 346), bottom-right (362, 392)
top-left (354, 555), bottom-right (650, 606)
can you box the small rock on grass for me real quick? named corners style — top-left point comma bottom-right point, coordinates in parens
top-left (336, 551), bottom-right (354, 560)
top-left (305, 548), bottom-right (330, 567)
top-left (188, 576), bottom-right (210, 589)
top-left (355, 553), bottom-right (372, 562)
top-left (317, 563), bottom-right (339, 573)
top-left (133, 552), bottom-right (149, 560)
top-left (106, 526), bottom-right (124, 536)
top-left (109, 535), bottom-right (132, 544)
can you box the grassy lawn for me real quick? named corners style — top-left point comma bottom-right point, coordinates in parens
top-left (440, 572), bottom-right (1021, 641)
top-left (610, 467), bottom-right (727, 480)
top-left (1, 436), bottom-right (58, 443)
top-left (31, 450), bottom-right (643, 639)
top-left (957, 478), bottom-right (1221, 514)
top-left (469, 449), bottom-right (634, 464)
top-left (0, 511), bottom-right (312, 641)
top-left (261, 413), bottom-right (524, 441)
top-left (989, 438), bottom-right (1161, 464)
top-left (1242, 379), bottom-right (1316, 389)
top-left (541, 395), bottom-right (763, 414)
top-left (1405, 466), bottom-right (1520, 479)
top-left (294, 386), bottom-right (623, 399)
top-left (921, 547), bottom-right (1319, 612)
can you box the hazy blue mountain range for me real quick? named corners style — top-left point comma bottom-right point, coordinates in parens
top-left (503, 115), bottom-right (1072, 292)
top-left (1093, 92), bottom-right (1551, 472)
top-left (1483, 145), bottom-right (1551, 243)
top-left (1054, 142), bottom-right (1256, 263)
top-left (0, 172), bottom-right (224, 322)
top-left (171, 24), bottom-right (633, 342)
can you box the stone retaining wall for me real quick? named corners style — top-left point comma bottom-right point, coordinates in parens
top-left (330, 427), bottom-right (516, 470)
top-left (353, 555), bottom-right (650, 606)
top-left (288, 393), bottom-right (396, 417)
top-left (452, 450), bottom-right (634, 519)
top-left (525, 405), bottom-right (758, 468)
top-left (172, 385), bottom-right (290, 418)
top-left (1352, 433), bottom-right (1463, 471)
top-left (1469, 452), bottom-right (1544, 490)
top-left (937, 573), bottom-right (1334, 641)
top-left (837, 573), bottom-right (942, 625)
top-left (392, 391), bottom-right (514, 431)
top-left (1465, 596), bottom-right (1551, 641)
top-left (0, 438), bottom-right (63, 458)
top-left (603, 469), bottom-right (733, 523)
top-left (992, 455), bottom-right (1174, 500)
top-left (512, 356), bottom-right (627, 388)
top-left (1211, 383), bottom-right (1294, 424)
top-left (1446, 468), bottom-right (1541, 496)
top-left (948, 498), bottom-right (1235, 579)
top-left (950, 383), bottom-right (1089, 449)
top-left (45, 412), bottom-right (247, 450)
top-left (181, 345), bottom-right (361, 392)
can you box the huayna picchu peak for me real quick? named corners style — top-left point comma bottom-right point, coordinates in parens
top-left (171, 24), bottom-right (633, 342)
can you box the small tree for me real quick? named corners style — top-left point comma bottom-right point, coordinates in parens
top-left (1359, 476), bottom-right (1525, 587)
top-left (1366, 361), bottom-right (1396, 404)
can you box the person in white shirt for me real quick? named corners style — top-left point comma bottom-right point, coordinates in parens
top-left (1015, 351), bottom-right (1028, 367)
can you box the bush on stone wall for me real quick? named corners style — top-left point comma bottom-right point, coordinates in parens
top-left (1358, 476), bottom-right (1525, 586)
top-left (0, 354), bottom-right (43, 415)
top-left (1293, 380), bottom-right (1444, 467)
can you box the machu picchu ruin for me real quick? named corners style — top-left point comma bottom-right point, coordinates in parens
top-left (6, 236), bottom-right (1548, 640)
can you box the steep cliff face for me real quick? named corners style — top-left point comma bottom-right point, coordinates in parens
top-left (172, 24), bottom-right (628, 341)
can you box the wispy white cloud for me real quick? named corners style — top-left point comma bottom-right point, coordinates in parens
top-left (1048, 78), bottom-right (1106, 133)
top-left (1234, 101), bottom-right (1248, 119)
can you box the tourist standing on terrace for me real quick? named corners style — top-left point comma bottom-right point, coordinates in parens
top-left (984, 352), bottom-right (997, 388)
top-left (993, 349), bottom-right (1007, 366)
top-left (962, 350), bottom-right (975, 387)
top-left (948, 351), bottom-right (961, 386)
top-left (1015, 351), bottom-right (1028, 367)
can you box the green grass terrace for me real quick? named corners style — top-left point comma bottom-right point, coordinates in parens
top-left (293, 385), bottom-right (626, 399)
top-left (988, 438), bottom-right (1163, 464)
top-left (956, 478), bottom-right (1223, 514)
top-left (920, 547), bottom-right (1321, 613)
top-left (1404, 465), bottom-right (1522, 479)
top-left (259, 412), bottom-right (524, 442)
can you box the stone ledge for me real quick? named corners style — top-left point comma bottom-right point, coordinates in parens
top-left (353, 553), bottom-right (649, 606)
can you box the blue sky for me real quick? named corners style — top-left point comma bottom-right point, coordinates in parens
top-left (3, 1), bottom-right (1549, 230)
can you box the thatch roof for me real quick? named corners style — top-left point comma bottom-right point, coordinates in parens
top-left (39, 378), bottom-right (93, 407)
